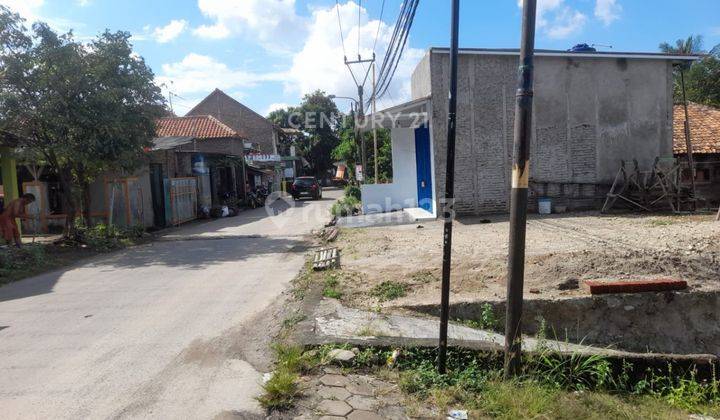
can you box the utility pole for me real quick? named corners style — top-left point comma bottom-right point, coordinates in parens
top-left (504, 0), bottom-right (537, 379)
top-left (438, 0), bottom-right (460, 375)
top-left (680, 69), bottom-right (696, 211)
top-left (372, 62), bottom-right (379, 183)
top-left (344, 54), bottom-right (375, 184)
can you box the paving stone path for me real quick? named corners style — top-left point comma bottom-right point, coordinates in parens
top-left (290, 368), bottom-right (411, 419)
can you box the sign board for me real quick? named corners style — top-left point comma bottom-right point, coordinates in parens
top-left (245, 153), bottom-right (281, 163)
top-left (355, 165), bottom-right (364, 182)
top-left (284, 167), bottom-right (295, 178)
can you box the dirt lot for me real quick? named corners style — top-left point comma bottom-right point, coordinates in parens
top-left (331, 212), bottom-right (720, 309)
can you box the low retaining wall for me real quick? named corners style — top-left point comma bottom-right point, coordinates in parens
top-left (403, 290), bottom-right (720, 355)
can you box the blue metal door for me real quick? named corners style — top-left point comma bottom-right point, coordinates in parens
top-left (414, 125), bottom-right (433, 212)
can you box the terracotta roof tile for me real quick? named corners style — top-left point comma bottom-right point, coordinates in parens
top-left (674, 102), bottom-right (720, 154)
top-left (156, 115), bottom-right (245, 139)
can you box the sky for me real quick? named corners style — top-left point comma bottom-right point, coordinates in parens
top-left (1, 0), bottom-right (719, 116)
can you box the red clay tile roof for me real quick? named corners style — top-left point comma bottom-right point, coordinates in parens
top-left (674, 102), bottom-right (720, 154)
top-left (156, 115), bottom-right (245, 139)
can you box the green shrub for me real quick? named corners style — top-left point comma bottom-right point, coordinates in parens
top-left (330, 196), bottom-right (360, 217)
top-left (344, 184), bottom-right (362, 200)
top-left (75, 223), bottom-right (144, 252)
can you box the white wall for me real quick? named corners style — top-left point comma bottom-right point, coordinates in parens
top-left (362, 127), bottom-right (420, 213)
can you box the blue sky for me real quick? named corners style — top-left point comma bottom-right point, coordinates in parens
top-left (2, 0), bottom-right (719, 116)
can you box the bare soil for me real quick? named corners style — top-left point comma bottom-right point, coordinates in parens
top-left (331, 212), bottom-right (720, 309)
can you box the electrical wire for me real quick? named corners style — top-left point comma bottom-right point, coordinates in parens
top-left (372, 0), bottom-right (419, 103)
top-left (357, 0), bottom-right (362, 56)
top-left (335, 0), bottom-right (347, 59)
top-left (372, 0), bottom-right (387, 54)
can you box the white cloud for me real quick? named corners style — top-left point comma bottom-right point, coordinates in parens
top-left (157, 53), bottom-right (287, 97)
top-left (153, 19), bottom-right (188, 43)
top-left (286, 1), bottom-right (424, 109)
top-left (194, 0), bottom-right (307, 52)
top-left (517, 0), bottom-right (587, 39)
top-left (545, 7), bottom-right (587, 39)
top-left (265, 102), bottom-right (290, 115)
top-left (76, 0), bottom-right (91, 6)
top-left (594, 0), bottom-right (621, 25)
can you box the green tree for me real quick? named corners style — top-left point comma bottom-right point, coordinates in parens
top-left (0, 8), bottom-right (165, 234)
top-left (293, 91), bottom-right (340, 177)
top-left (659, 35), bottom-right (720, 107)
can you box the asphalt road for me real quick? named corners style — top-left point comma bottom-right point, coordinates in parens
top-left (0, 189), bottom-right (341, 419)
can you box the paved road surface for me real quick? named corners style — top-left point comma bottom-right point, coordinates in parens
top-left (0, 189), bottom-right (341, 419)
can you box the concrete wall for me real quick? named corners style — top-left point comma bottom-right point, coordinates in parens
top-left (362, 127), bottom-right (420, 213)
top-left (415, 50), bottom-right (675, 215)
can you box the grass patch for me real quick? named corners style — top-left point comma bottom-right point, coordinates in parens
top-left (322, 273), bottom-right (343, 299)
top-left (411, 270), bottom-right (437, 283)
top-left (257, 343), bottom-right (321, 410)
top-left (370, 281), bottom-right (407, 301)
top-left (317, 345), bottom-right (720, 417)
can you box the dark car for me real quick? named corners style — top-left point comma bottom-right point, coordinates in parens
top-left (291, 176), bottom-right (322, 200)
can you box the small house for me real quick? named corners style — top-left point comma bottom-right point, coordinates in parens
top-left (361, 48), bottom-right (699, 217)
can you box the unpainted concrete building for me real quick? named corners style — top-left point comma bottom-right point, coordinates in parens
top-left (362, 48), bottom-right (698, 216)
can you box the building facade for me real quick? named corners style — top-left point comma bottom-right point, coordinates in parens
top-left (414, 48), bottom-right (695, 215)
top-left (187, 89), bottom-right (279, 154)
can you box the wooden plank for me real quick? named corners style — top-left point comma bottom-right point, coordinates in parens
top-left (584, 278), bottom-right (687, 295)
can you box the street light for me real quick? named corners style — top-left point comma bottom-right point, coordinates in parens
top-left (328, 94), bottom-right (359, 106)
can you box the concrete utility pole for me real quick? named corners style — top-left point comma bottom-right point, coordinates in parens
top-left (504, 0), bottom-right (537, 379)
top-left (437, 0), bottom-right (460, 375)
top-left (344, 54), bottom-right (375, 184)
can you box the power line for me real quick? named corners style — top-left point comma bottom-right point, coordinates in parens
top-left (357, 0), bottom-right (362, 56)
top-left (372, 0), bottom-right (419, 103)
top-left (335, 0), bottom-right (347, 59)
top-left (372, 0), bottom-right (387, 54)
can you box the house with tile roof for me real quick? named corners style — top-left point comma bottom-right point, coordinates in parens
top-left (674, 102), bottom-right (720, 205)
top-left (148, 114), bottom-right (255, 225)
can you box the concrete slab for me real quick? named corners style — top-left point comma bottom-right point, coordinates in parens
top-left (303, 299), bottom-right (718, 365)
top-left (337, 211), bottom-right (414, 228)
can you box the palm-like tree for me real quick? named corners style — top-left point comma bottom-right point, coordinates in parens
top-left (659, 35), bottom-right (705, 55)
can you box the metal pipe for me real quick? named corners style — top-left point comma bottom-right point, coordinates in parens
top-left (504, 0), bottom-right (537, 379)
top-left (438, 0), bottom-right (460, 375)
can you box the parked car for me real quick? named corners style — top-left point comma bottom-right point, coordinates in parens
top-left (291, 176), bottom-right (322, 200)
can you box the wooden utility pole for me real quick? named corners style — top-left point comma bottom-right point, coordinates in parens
top-left (438, 0), bottom-right (460, 375)
top-left (680, 69), bottom-right (697, 211)
top-left (504, 0), bottom-right (537, 379)
top-left (372, 62), bottom-right (379, 183)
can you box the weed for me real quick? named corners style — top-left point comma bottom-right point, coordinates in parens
top-left (356, 324), bottom-right (385, 337)
top-left (281, 313), bottom-right (306, 329)
top-left (460, 303), bottom-right (498, 330)
top-left (370, 281), bottom-right (407, 301)
top-left (411, 270), bottom-right (437, 283)
top-left (256, 367), bottom-right (300, 410)
top-left (322, 274), bottom-right (343, 299)
top-left (649, 218), bottom-right (675, 227)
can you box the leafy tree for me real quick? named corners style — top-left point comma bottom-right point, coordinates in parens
top-left (0, 7), bottom-right (165, 234)
top-left (659, 35), bottom-right (720, 107)
top-left (293, 91), bottom-right (340, 177)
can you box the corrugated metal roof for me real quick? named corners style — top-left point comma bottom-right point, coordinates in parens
top-left (151, 136), bottom-right (194, 151)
